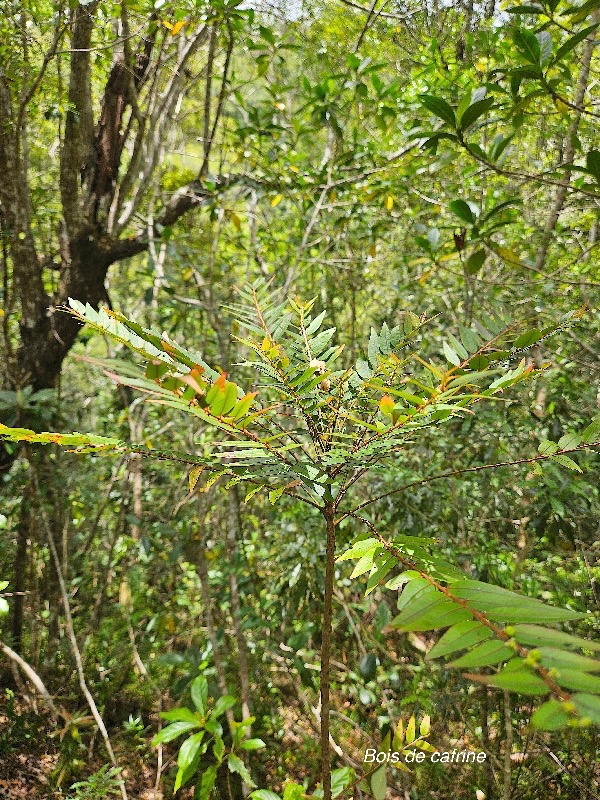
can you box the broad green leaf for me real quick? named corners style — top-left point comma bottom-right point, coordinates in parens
top-left (250, 792), bottom-right (281, 800)
top-left (331, 767), bottom-right (355, 799)
top-left (177, 731), bottom-right (205, 771)
top-left (191, 675), bottom-right (208, 716)
top-left (513, 624), bottom-right (600, 652)
top-left (555, 24), bottom-right (599, 64)
top-left (449, 199), bottom-right (476, 224)
top-left (555, 670), bottom-right (600, 693)
top-left (160, 707), bottom-right (199, 724)
top-left (513, 27), bottom-right (541, 64)
top-left (151, 720), bottom-right (199, 745)
top-left (443, 341), bottom-right (461, 366)
top-left (459, 98), bottom-right (494, 130)
top-left (426, 621), bottom-right (493, 660)
top-left (240, 738), bottom-right (267, 751)
top-left (213, 695), bottom-right (236, 718)
top-left (572, 693), bottom-right (600, 724)
top-left (537, 648), bottom-right (600, 673)
top-left (465, 249), bottom-right (486, 275)
top-left (449, 640), bottom-right (513, 668)
top-left (228, 754), bottom-right (256, 788)
top-left (420, 95), bottom-right (456, 126)
top-left (449, 580), bottom-right (584, 623)
top-left (531, 700), bottom-right (571, 730)
top-left (371, 766), bottom-right (387, 800)
top-left (337, 537), bottom-right (378, 561)
top-left (485, 667), bottom-right (549, 695)
top-left (197, 767), bottom-right (218, 800)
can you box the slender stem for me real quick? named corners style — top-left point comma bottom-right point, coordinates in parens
top-left (320, 501), bottom-right (337, 800)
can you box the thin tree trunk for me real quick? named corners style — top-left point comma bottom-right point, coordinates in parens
top-left (534, 10), bottom-right (599, 272)
top-left (321, 501), bottom-right (337, 800)
top-left (503, 691), bottom-right (513, 800)
top-left (227, 488), bottom-right (251, 722)
top-left (11, 488), bottom-right (30, 653)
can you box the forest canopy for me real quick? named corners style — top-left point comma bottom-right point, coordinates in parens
top-left (0, 1), bottom-right (599, 799)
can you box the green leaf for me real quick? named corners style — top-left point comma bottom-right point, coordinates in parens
top-left (458, 98), bottom-right (494, 130)
top-left (359, 653), bottom-right (378, 680)
top-left (426, 621), bottom-right (493, 660)
top-left (555, 670), bottom-right (600, 693)
top-left (586, 150), bottom-right (600, 184)
top-left (405, 714), bottom-right (416, 744)
top-left (151, 720), bottom-right (199, 745)
top-left (550, 454), bottom-right (582, 473)
top-left (240, 738), bottom-right (267, 751)
top-left (581, 416), bottom-right (600, 444)
top-left (513, 28), bottom-right (541, 64)
top-left (485, 666), bottom-right (549, 695)
top-left (513, 624), bottom-right (600, 652)
top-left (366, 556), bottom-right (396, 595)
top-left (177, 731), bottom-right (205, 771)
top-left (537, 647), bottom-right (600, 673)
top-left (370, 766), bottom-right (387, 800)
top-left (337, 537), bottom-right (378, 561)
top-left (557, 431), bottom-right (582, 450)
top-left (420, 95), bottom-right (456, 126)
top-left (213, 695), bottom-right (236, 718)
top-left (531, 700), bottom-right (571, 730)
top-left (282, 783), bottom-right (304, 800)
top-left (196, 767), bottom-right (218, 800)
top-left (449, 580), bottom-right (585, 623)
top-left (513, 329), bottom-right (542, 349)
top-left (449, 199), bottom-right (476, 224)
top-left (537, 31), bottom-right (553, 65)
top-left (555, 24), bottom-right (598, 63)
top-left (331, 767), bottom-right (355, 799)
top-left (228, 754), bottom-right (256, 788)
top-left (250, 792), bottom-right (281, 800)
top-left (269, 486), bottom-right (286, 505)
top-left (572, 693), bottom-right (600, 724)
top-left (465, 249), bottom-right (486, 275)
top-left (449, 640), bottom-right (513, 668)
top-left (443, 341), bottom-right (461, 366)
top-left (191, 675), bottom-right (208, 716)
top-left (160, 707), bottom-right (199, 724)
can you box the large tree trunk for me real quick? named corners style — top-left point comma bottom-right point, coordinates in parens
top-left (0, 5), bottom-right (238, 473)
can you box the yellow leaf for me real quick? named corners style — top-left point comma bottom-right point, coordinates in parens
top-left (495, 246), bottom-right (523, 266)
top-left (161, 19), bottom-right (173, 30)
top-left (386, 195), bottom-right (394, 210)
top-left (274, 101), bottom-right (286, 110)
top-left (418, 269), bottom-right (434, 285)
top-left (0, 309), bottom-right (4, 317)
top-left (170, 20), bottom-right (186, 35)
top-left (189, 466), bottom-right (204, 492)
top-left (369, 243), bottom-right (377, 257)
top-left (182, 267), bottom-right (193, 280)
top-left (379, 395), bottom-right (395, 417)
top-left (554, 98), bottom-right (569, 114)
top-left (420, 714), bottom-right (431, 736)
top-left (271, 194), bottom-right (283, 207)
top-left (289, 165), bottom-right (299, 173)
top-left (406, 715), bottom-right (416, 744)
top-left (230, 212), bottom-right (241, 230)
top-left (392, 718), bottom-right (404, 749)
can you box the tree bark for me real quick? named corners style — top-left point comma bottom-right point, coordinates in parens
top-left (320, 501), bottom-right (337, 800)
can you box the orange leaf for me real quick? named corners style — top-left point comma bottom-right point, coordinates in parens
top-left (379, 395), bottom-right (395, 416)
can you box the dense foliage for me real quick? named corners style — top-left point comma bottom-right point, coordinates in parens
top-left (0, 1), bottom-right (599, 799)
